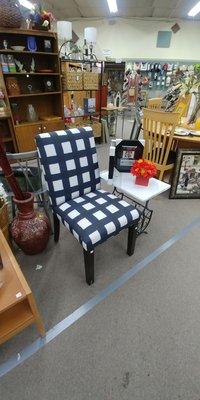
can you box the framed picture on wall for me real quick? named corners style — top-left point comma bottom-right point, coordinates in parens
top-left (170, 149), bottom-right (200, 199)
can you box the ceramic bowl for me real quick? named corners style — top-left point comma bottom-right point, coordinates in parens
top-left (11, 46), bottom-right (25, 51)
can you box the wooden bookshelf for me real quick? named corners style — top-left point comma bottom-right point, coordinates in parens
top-left (8, 91), bottom-right (62, 98)
top-left (0, 28), bottom-right (64, 152)
top-left (0, 230), bottom-right (45, 345)
top-left (61, 60), bottom-right (103, 138)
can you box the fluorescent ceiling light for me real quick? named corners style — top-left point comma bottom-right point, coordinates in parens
top-left (107, 0), bottom-right (118, 13)
top-left (19, 0), bottom-right (35, 10)
top-left (188, 1), bottom-right (200, 17)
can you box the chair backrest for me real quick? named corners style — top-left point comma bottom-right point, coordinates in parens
top-left (147, 98), bottom-right (162, 110)
top-left (143, 108), bottom-right (180, 166)
top-left (36, 127), bottom-right (101, 207)
top-left (174, 94), bottom-right (191, 118)
top-left (1, 150), bottom-right (43, 195)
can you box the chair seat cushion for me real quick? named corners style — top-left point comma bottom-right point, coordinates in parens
top-left (53, 189), bottom-right (139, 251)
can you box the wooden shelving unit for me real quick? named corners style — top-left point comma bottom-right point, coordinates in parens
top-left (61, 59), bottom-right (103, 138)
top-left (8, 91), bottom-right (61, 98)
top-left (0, 50), bottom-right (58, 56)
top-left (4, 72), bottom-right (60, 75)
top-left (0, 230), bottom-right (45, 345)
top-left (0, 28), bottom-right (64, 152)
top-left (0, 66), bottom-right (16, 152)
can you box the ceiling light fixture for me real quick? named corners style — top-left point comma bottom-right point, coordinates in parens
top-left (19, 0), bottom-right (35, 10)
top-left (188, 1), bottom-right (200, 17)
top-left (107, 0), bottom-right (118, 13)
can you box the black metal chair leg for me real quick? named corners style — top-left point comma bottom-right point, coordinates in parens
top-left (83, 249), bottom-right (94, 285)
top-left (53, 213), bottom-right (60, 243)
top-left (127, 225), bottom-right (137, 256)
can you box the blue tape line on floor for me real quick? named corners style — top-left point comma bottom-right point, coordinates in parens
top-left (1, 216), bottom-right (200, 378)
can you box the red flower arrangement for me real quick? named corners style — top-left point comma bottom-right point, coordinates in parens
top-left (130, 159), bottom-right (157, 186)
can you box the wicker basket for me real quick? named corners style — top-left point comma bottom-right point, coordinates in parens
top-left (63, 71), bottom-right (83, 91)
top-left (6, 77), bottom-right (21, 96)
top-left (83, 72), bottom-right (99, 90)
top-left (0, 0), bottom-right (22, 28)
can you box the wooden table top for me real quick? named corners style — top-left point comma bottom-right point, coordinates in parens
top-left (173, 132), bottom-right (200, 143)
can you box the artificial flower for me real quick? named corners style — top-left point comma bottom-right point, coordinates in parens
top-left (130, 159), bottom-right (157, 179)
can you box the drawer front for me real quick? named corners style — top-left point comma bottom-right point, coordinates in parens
top-left (15, 124), bottom-right (42, 152)
top-left (41, 120), bottom-right (65, 133)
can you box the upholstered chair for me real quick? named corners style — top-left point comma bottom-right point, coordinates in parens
top-left (36, 127), bottom-right (139, 285)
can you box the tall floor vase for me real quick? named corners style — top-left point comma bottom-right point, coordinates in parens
top-left (11, 192), bottom-right (50, 255)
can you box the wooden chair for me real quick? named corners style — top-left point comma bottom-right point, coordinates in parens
top-left (147, 98), bottom-right (162, 110)
top-left (143, 109), bottom-right (180, 181)
top-left (174, 94), bottom-right (191, 118)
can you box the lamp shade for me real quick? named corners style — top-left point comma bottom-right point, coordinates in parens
top-left (57, 21), bottom-right (72, 41)
top-left (84, 27), bottom-right (97, 44)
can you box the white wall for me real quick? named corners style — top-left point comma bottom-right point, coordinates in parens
top-left (71, 18), bottom-right (200, 61)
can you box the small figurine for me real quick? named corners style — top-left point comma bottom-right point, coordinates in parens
top-left (3, 40), bottom-right (8, 50)
top-left (14, 59), bottom-right (26, 73)
top-left (27, 84), bottom-right (33, 93)
top-left (30, 57), bottom-right (35, 73)
top-left (26, 18), bottom-right (31, 30)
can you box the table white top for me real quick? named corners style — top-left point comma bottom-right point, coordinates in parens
top-left (100, 169), bottom-right (170, 203)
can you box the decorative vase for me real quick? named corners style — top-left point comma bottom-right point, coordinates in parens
top-left (0, 0), bottom-right (22, 28)
top-left (0, 202), bottom-right (9, 241)
top-left (135, 176), bottom-right (150, 187)
top-left (11, 192), bottom-right (50, 255)
top-left (27, 104), bottom-right (38, 123)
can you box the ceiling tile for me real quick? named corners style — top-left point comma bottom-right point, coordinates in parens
top-left (78, 6), bottom-right (108, 17)
top-left (153, 0), bottom-right (179, 7)
top-left (118, 7), bottom-right (153, 17)
top-left (76, 0), bottom-right (105, 6)
top-left (118, 0), bottom-right (154, 6)
top-left (47, 0), bottom-right (200, 19)
top-left (152, 7), bottom-right (172, 17)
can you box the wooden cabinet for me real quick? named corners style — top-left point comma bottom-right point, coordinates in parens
top-left (15, 120), bottom-right (65, 152)
top-left (0, 28), bottom-right (64, 153)
top-left (15, 123), bottom-right (41, 152)
top-left (41, 120), bottom-right (65, 132)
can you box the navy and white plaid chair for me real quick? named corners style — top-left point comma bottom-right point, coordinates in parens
top-left (36, 127), bottom-right (139, 285)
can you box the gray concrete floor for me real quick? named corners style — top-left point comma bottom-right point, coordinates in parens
top-left (0, 125), bottom-right (200, 399)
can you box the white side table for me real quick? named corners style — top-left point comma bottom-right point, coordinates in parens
top-left (100, 169), bottom-right (170, 235)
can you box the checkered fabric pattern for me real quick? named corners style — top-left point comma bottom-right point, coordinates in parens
top-left (36, 127), bottom-right (100, 207)
top-left (36, 127), bottom-right (139, 252)
top-left (54, 189), bottom-right (139, 251)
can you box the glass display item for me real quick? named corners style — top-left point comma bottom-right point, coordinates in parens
top-left (44, 39), bottom-right (52, 52)
top-left (27, 104), bottom-right (38, 122)
top-left (11, 102), bottom-right (20, 124)
top-left (27, 36), bottom-right (37, 52)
